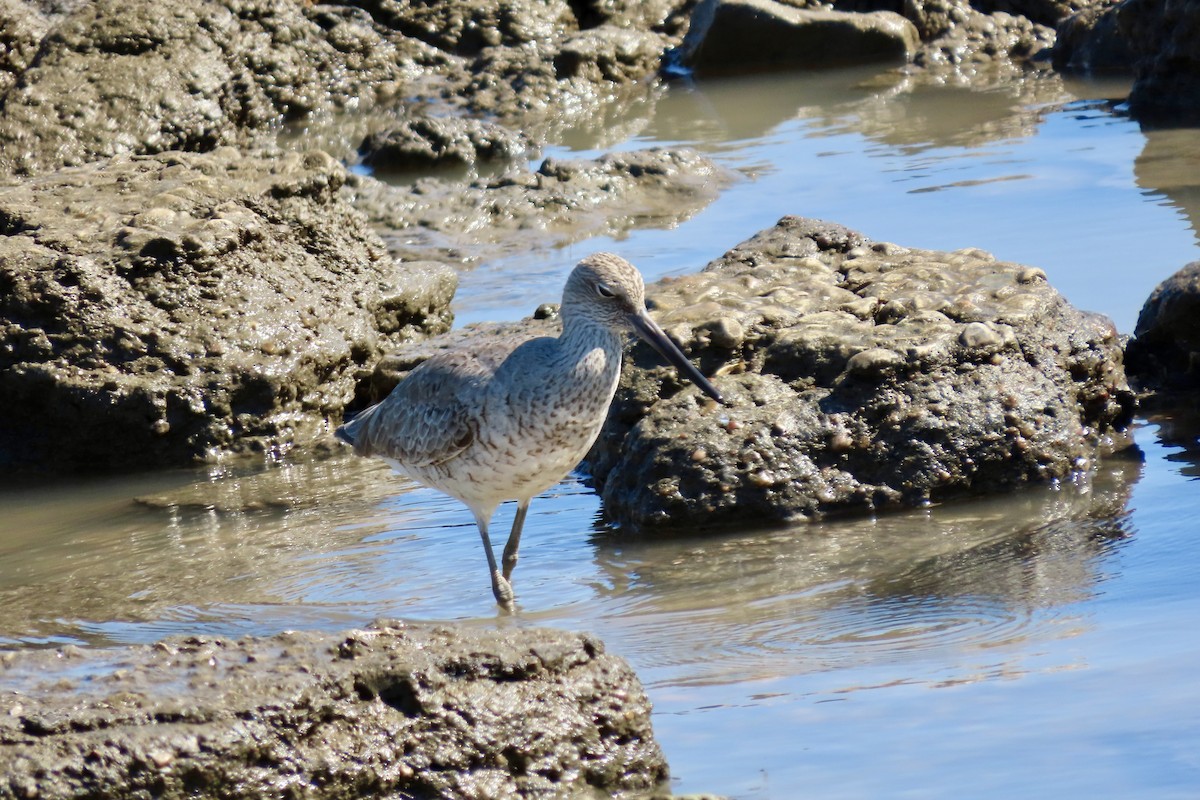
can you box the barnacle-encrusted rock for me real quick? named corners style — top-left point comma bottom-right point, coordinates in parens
top-left (0, 148), bottom-right (455, 471)
top-left (0, 623), bottom-right (667, 800)
top-left (587, 216), bottom-right (1135, 528)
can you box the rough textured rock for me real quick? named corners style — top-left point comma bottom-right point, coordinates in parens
top-left (586, 216), bottom-right (1135, 529)
top-left (1118, 0), bottom-right (1200, 124)
top-left (1053, 0), bottom-right (1200, 122)
top-left (970, 0), bottom-right (1094, 27)
top-left (0, 0), bottom-right (448, 177)
top-left (1126, 261), bottom-right (1200, 392)
top-left (0, 148), bottom-right (455, 472)
top-left (0, 0), bottom-right (694, 179)
top-left (1052, 1), bottom-right (1134, 72)
top-left (672, 0), bottom-right (921, 74)
top-left (351, 0), bottom-right (578, 56)
top-left (909, 4), bottom-right (1056, 76)
top-left (0, 623), bottom-right (668, 800)
top-left (346, 147), bottom-right (731, 264)
top-left (0, 0), bottom-right (54, 97)
top-left (360, 115), bottom-right (531, 171)
top-left (459, 25), bottom-right (670, 120)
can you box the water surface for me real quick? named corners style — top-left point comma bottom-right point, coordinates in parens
top-left (3, 66), bottom-right (1200, 797)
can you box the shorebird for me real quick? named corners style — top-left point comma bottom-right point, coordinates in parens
top-left (336, 253), bottom-right (723, 606)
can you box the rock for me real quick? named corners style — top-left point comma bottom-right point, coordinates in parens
top-left (0, 0), bottom-right (56, 97)
top-left (345, 147), bottom-right (731, 264)
top-left (0, 148), bottom-right (455, 472)
top-left (360, 115), bottom-right (531, 171)
top-left (1118, 0), bottom-right (1200, 124)
top-left (1053, 0), bottom-right (1200, 123)
top-left (909, 4), bottom-right (1056, 77)
top-left (574, 0), bottom-right (694, 32)
top-left (459, 25), bottom-right (669, 120)
top-left (352, 0), bottom-right (578, 56)
top-left (971, 0), bottom-right (1094, 27)
top-left (587, 216), bottom-right (1135, 529)
top-left (1052, 3), bottom-right (1135, 73)
top-left (672, 0), bottom-right (920, 75)
top-left (1126, 261), bottom-right (1200, 391)
top-left (0, 623), bottom-right (667, 799)
top-left (0, 0), bottom-right (447, 177)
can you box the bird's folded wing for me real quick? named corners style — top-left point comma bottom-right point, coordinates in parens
top-left (351, 349), bottom-right (494, 467)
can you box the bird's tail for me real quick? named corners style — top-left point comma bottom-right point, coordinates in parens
top-left (335, 403), bottom-right (379, 455)
top-left (334, 423), bottom-right (356, 446)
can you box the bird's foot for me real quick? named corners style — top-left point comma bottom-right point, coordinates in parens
top-left (491, 570), bottom-right (515, 607)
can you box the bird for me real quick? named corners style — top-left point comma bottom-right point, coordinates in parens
top-left (335, 253), bottom-right (724, 606)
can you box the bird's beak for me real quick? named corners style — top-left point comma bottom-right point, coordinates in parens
top-left (629, 308), bottom-right (724, 404)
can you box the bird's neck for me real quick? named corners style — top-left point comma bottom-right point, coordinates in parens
top-left (557, 314), bottom-right (624, 373)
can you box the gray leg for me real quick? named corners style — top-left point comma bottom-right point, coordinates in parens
top-left (502, 499), bottom-right (530, 582)
top-left (474, 513), bottom-right (514, 606)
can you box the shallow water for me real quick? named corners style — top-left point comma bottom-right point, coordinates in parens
top-left (4, 66), bottom-right (1200, 797)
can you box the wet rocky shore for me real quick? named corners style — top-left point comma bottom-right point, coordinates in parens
top-left (0, 623), bottom-right (666, 799)
top-left (2, 0), bottom-right (1199, 796)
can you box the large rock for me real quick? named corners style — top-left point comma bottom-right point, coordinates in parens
top-left (1052, 2), bottom-right (1135, 73)
top-left (0, 0), bottom-right (698, 178)
top-left (1119, 0), bottom-right (1200, 123)
top-left (0, 0), bottom-right (447, 177)
top-left (1126, 261), bottom-right (1200, 392)
top-left (0, 623), bottom-right (667, 799)
top-left (672, 0), bottom-right (920, 75)
top-left (1054, 0), bottom-right (1200, 123)
top-left (587, 217), bottom-right (1135, 529)
top-left (0, 148), bottom-right (455, 472)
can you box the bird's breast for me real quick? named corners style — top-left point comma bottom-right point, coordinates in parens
top-left (469, 343), bottom-right (621, 498)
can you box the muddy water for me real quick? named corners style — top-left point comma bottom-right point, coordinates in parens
top-left (4, 66), bottom-right (1200, 797)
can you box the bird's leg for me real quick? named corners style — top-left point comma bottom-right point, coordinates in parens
top-left (475, 513), bottom-right (514, 606)
top-left (501, 499), bottom-right (529, 583)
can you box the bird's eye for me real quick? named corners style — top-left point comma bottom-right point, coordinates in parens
top-left (595, 283), bottom-right (616, 298)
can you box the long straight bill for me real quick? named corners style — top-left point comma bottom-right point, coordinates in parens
top-left (630, 309), bottom-right (724, 404)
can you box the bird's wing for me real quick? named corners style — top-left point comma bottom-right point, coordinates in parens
top-left (341, 348), bottom-right (498, 467)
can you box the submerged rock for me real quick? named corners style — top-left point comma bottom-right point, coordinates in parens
top-left (0, 623), bottom-right (667, 799)
top-left (587, 216), bottom-right (1135, 529)
top-left (1126, 261), bottom-right (1200, 392)
top-left (0, 148), bottom-right (455, 472)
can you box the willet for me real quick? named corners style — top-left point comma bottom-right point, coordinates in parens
top-left (336, 253), bottom-right (723, 606)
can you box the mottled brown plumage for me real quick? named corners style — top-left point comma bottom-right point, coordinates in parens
top-left (337, 253), bottom-right (723, 606)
